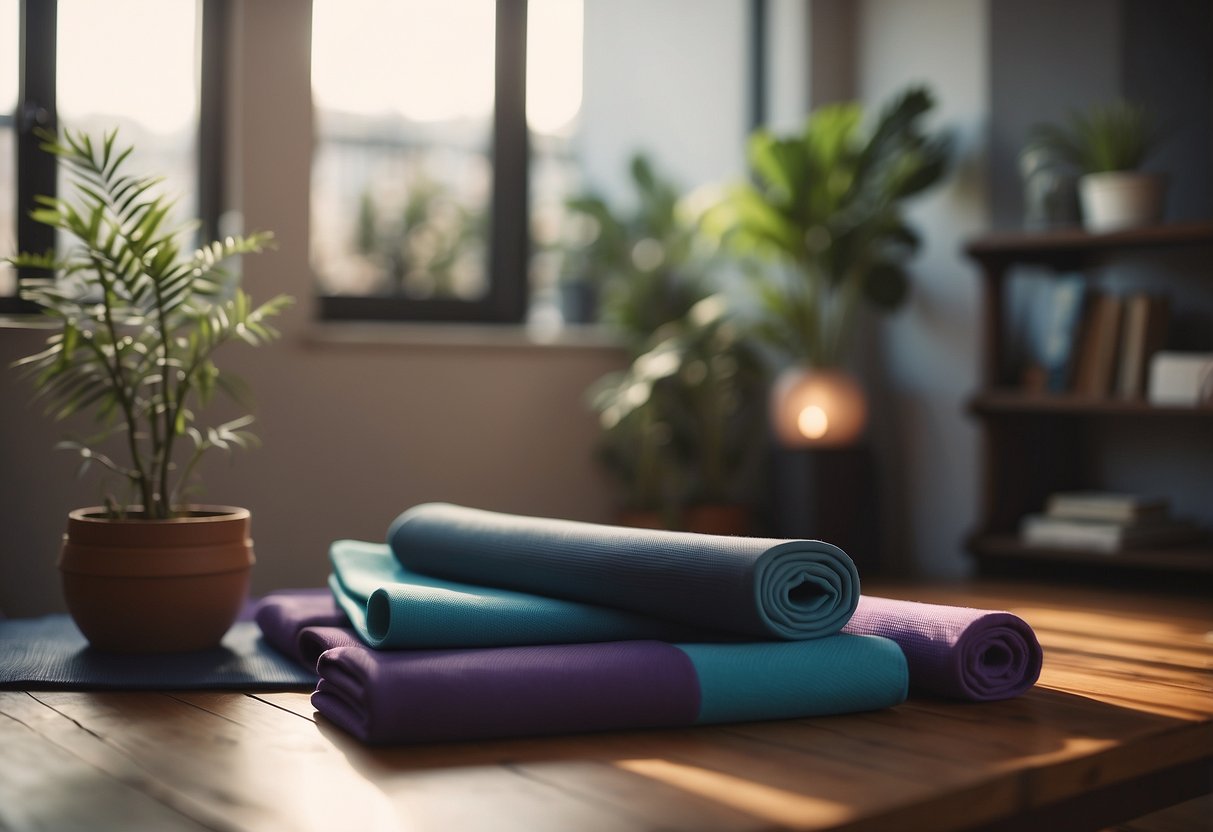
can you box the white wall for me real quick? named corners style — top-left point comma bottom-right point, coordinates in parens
top-left (854, 0), bottom-right (990, 577)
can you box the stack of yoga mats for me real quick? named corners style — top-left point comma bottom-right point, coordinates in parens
top-left (257, 503), bottom-right (1042, 745)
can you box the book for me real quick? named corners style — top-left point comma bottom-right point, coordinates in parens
top-left (1022, 276), bottom-right (1087, 393)
top-left (1045, 491), bottom-right (1170, 523)
top-left (1115, 293), bottom-right (1170, 400)
top-left (1071, 292), bottom-right (1124, 397)
top-left (1020, 514), bottom-right (1202, 553)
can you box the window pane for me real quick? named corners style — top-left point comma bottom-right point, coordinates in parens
top-left (311, 0), bottom-right (495, 301)
top-left (0, 0), bottom-right (16, 296)
top-left (527, 0), bottom-right (584, 329)
top-left (57, 0), bottom-right (199, 229)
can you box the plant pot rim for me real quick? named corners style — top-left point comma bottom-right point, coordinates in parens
top-left (67, 505), bottom-right (251, 525)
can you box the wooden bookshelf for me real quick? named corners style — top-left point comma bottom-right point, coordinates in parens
top-left (968, 391), bottom-right (1213, 417)
top-left (969, 533), bottom-right (1213, 575)
top-left (964, 223), bottom-right (1213, 580)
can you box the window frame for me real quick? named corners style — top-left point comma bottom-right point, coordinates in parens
top-left (1, 0), bottom-right (225, 316)
top-left (314, 0), bottom-right (530, 325)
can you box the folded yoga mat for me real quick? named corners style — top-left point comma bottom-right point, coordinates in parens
top-left (307, 632), bottom-right (908, 745)
top-left (0, 615), bottom-right (316, 690)
top-left (253, 588), bottom-right (349, 665)
top-left (387, 503), bottom-right (859, 640)
top-left (330, 540), bottom-right (714, 649)
top-left (842, 596), bottom-right (1043, 701)
top-left (324, 544), bottom-right (1042, 701)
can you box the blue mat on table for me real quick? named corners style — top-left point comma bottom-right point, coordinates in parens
top-left (0, 615), bottom-right (317, 690)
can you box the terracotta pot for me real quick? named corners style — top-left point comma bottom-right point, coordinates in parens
top-left (59, 506), bottom-right (254, 652)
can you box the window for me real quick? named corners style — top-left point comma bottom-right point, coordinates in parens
top-left (312, 0), bottom-right (582, 324)
top-left (312, 0), bottom-right (759, 329)
top-left (1, 0), bottom-right (222, 315)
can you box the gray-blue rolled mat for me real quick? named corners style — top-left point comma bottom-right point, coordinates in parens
top-left (387, 503), bottom-right (859, 640)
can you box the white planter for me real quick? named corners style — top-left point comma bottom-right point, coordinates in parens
top-left (1079, 172), bottom-right (1166, 233)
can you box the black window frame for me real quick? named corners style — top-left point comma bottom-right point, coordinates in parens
top-left (1, 0), bottom-right (226, 316)
top-left (314, 0), bottom-right (530, 325)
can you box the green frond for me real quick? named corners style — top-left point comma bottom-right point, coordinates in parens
top-left (10, 126), bottom-right (287, 518)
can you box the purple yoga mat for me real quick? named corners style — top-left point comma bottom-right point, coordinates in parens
top-left (254, 590), bottom-right (1043, 702)
top-left (253, 590), bottom-right (347, 665)
top-left (842, 596), bottom-right (1042, 701)
top-left (311, 640), bottom-right (702, 745)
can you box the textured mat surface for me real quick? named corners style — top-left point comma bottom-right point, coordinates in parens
top-left (843, 595), bottom-right (1043, 701)
top-left (0, 615), bottom-right (317, 690)
top-left (330, 540), bottom-right (712, 649)
top-left (306, 629), bottom-right (908, 745)
top-left (387, 503), bottom-right (859, 639)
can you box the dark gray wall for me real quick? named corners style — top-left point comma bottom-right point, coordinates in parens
top-left (990, 0), bottom-right (1213, 228)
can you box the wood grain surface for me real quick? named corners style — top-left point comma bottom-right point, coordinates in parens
top-left (2, 582), bottom-right (1210, 831)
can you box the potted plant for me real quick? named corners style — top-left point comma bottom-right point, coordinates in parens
top-left (710, 86), bottom-right (952, 447)
top-left (7, 128), bottom-right (291, 652)
top-left (561, 153), bottom-right (708, 336)
top-left (588, 295), bottom-right (765, 534)
top-left (1025, 99), bottom-right (1164, 232)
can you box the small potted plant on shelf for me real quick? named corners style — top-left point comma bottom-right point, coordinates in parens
top-left (7, 128), bottom-right (291, 652)
top-left (709, 86), bottom-right (952, 448)
top-left (1025, 99), bottom-right (1165, 232)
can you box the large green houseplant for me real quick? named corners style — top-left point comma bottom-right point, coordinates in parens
top-left (712, 86), bottom-right (952, 447)
top-left (8, 128), bottom-right (290, 651)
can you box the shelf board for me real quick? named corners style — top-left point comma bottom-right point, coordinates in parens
top-left (969, 533), bottom-right (1213, 574)
top-left (964, 220), bottom-right (1213, 264)
top-left (968, 390), bottom-right (1213, 417)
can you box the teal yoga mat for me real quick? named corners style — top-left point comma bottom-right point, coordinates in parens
top-left (330, 540), bottom-right (711, 648)
top-left (386, 503), bottom-right (859, 640)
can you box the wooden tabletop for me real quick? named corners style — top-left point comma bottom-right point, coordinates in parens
top-left (2, 582), bottom-right (1210, 832)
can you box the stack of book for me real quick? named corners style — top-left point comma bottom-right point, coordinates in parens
top-left (1020, 492), bottom-right (1202, 553)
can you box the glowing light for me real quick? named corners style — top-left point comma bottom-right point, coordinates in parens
top-left (797, 405), bottom-right (829, 440)
top-left (770, 367), bottom-right (867, 448)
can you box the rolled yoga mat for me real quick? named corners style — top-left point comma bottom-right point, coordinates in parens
top-left (306, 631), bottom-right (908, 745)
top-left (330, 540), bottom-right (717, 649)
top-left (841, 595), bottom-right (1043, 701)
top-left (386, 503), bottom-right (859, 640)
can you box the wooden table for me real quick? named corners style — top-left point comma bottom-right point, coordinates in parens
top-left (2, 582), bottom-right (1210, 831)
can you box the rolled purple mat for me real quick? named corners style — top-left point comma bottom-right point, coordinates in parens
top-left (842, 595), bottom-right (1043, 701)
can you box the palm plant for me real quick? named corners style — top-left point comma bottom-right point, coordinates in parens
top-left (712, 86), bottom-right (952, 367)
top-left (8, 128), bottom-right (291, 519)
